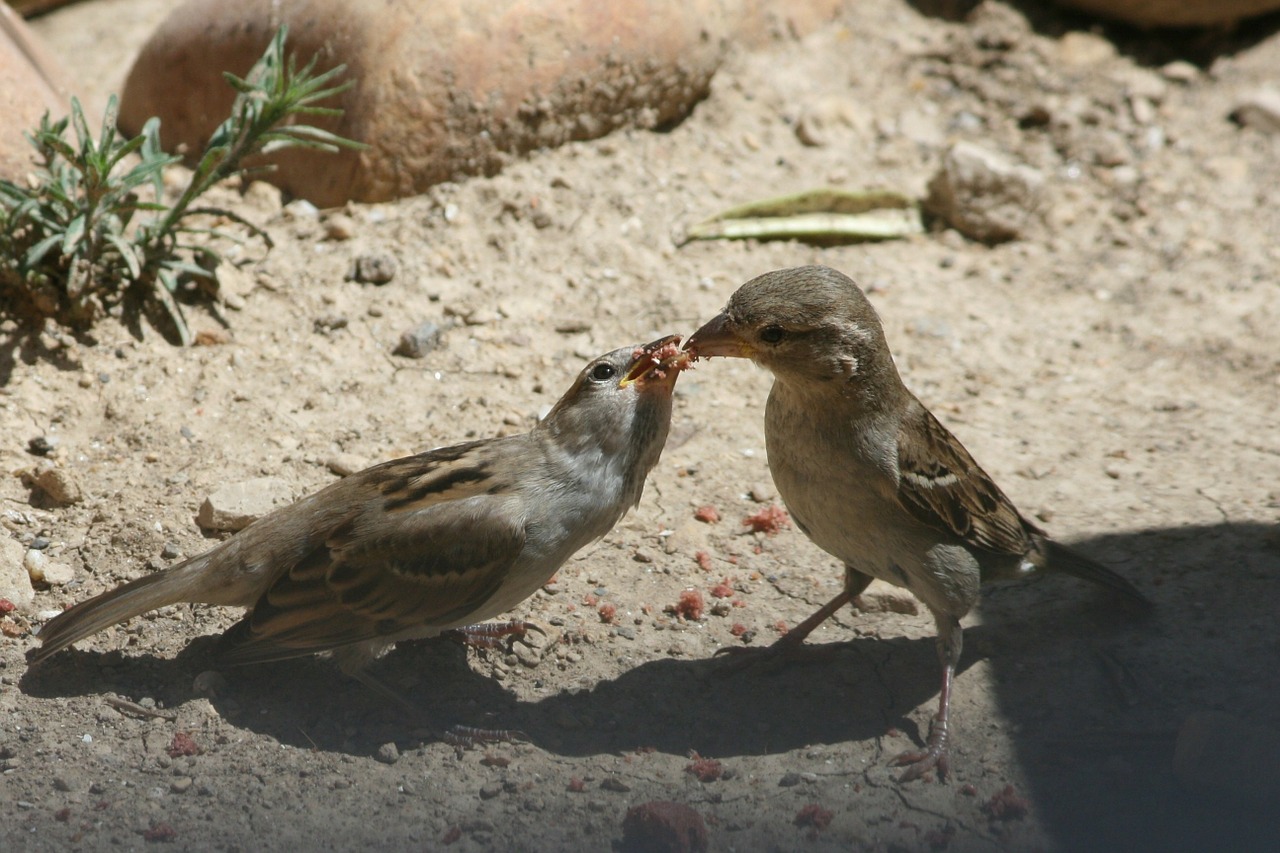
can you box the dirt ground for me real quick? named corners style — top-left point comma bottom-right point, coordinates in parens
top-left (3, 0), bottom-right (1280, 850)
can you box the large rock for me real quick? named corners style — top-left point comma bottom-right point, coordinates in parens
top-left (118, 0), bottom-right (844, 207)
top-left (0, 2), bottom-right (70, 183)
top-left (1052, 0), bottom-right (1280, 27)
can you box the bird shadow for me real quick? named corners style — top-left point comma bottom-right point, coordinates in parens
top-left (977, 520), bottom-right (1280, 852)
top-left (19, 521), bottom-right (1280, 851)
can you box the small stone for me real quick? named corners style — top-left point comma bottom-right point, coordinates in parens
top-left (326, 454), bottom-right (367, 477)
top-left (748, 483), bottom-right (774, 503)
top-left (348, 253), bottom-right (398, 284)
top-left (197, 478), bottom-right (294, 531)
top-left (33, 466), bottom-right (83, 506)
top-left (622, 801), bottom-right (709, 853)
top-left (778, 772), bottom-right (802, 787)
top-left (27, 436), bottom-right (59, 456)
top-left (479, 782), bottom-right (503, 800)
top-left (1, 538), bottom-right (36, 610)
top-left (1057, 31), bottom-right (1114, 67)
top-left (855, 580), bottom-right (920, 615)
top-left (192, 671), bottom-right (228, 699)
top-left (393, 321), bottom-right (444, 359)
top-left (632, 548), bottom-right (655, 564)
top-left (170, 777), bottom-right (194, 794)
top-left (1230, 89), bottom-right (1280, 134)
top-left (324, 213), bottom-right (357, 240)
top-left (375, 742), bottom-right (400, 765)
top-left (924, 141), bottom-right (1045, 243)
top-left (26, 550), bottom-right (75, 586)
top-left (600, 777), bottom-right (631, 792)
top-left (161, 542), bottom-right (182, 560)
top-left (1160, 61), bottom-right (1198, 84)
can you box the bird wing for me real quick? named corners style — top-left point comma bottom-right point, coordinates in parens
top-left (218, 446), bottom-right (529, 664)
top-left (893, 401), bottom-right (1032, 557)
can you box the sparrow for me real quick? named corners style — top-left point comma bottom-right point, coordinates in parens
top-left (684, 265), bottom-right (1148, 782)
top-left (30, 337), bottom-right (689, 698)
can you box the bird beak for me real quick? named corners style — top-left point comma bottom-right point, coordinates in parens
top-left (684, 312), bottom-right (753, 359)
top-left (620, 334), bottom-right (689, 388)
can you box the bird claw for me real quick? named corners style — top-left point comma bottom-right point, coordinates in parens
top-left (447, 620), bottom-right (535, 650)
top-left (891, 718), bottom-right (950, 783)
top-left (442, 725), bottom-right (528, 749)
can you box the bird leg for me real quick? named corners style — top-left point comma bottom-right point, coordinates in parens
top-left (893, 615), bottom-right (961, 782)
top-left (715, 569), bottom-right (872, 669)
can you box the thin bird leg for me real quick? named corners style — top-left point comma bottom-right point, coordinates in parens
top-left (446, 620), bottom-right (534, 650)
top-left (893, 616), bottom-right (961, 782)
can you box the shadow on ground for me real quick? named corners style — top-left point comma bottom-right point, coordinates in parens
top-left (20, 521), bottom-right (1280, 851)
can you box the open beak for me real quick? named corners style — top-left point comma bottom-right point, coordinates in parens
top-left (683, 312), bottom-right (754, 359)
top-left (620, 334), bottom-right (690, 388)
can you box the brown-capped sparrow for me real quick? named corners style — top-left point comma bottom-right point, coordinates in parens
top-left (31, 338), bottom-right (690, 697)
top-left (684, 266), bottom-right (1148, 782)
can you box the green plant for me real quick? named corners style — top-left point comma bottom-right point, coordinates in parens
top-left (0, 27), bottom-right (363, 344)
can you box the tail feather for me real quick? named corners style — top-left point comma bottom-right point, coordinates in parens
top-left (28, 568), bottom-right (193, 664)
top-left (1042, 538), bottom-right (1152, 610)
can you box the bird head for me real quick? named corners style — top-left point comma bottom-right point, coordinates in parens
top-left (541, 335), bottom-right (689, 476)
top-left (684, 265), bottom-right (898, 389)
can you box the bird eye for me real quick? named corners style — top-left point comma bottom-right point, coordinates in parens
top-left (760, 325), bottom-right (785, 344)
top-left (590, 363), bottom-right (617, 381)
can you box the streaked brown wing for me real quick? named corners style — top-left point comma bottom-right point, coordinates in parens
top-left (894, 400), bottom-right (1031, 557)
top-left (218, 444), bottom-right (529, 664)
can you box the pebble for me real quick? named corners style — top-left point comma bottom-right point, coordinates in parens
top-left (599, 777), bottom-right (631, 792)
top-left (479, 782), bottom-right (503, 800)
top-left (0, 537), bottom-right (35, 609)
top-left (855, 580), bottom-right (920, 615)
top-left (170, 777), bottom-right (194, 794)
top-left (632, 548), bottom-right (655, 564)
top-left (375, 742), bottom-right (400, 765)
top-left (27, 436), bottom-right (59, 456)
top-left (748, 483), bottom-right (774, 503)
top-left (323, 213), bottom-right (357, 240)
top-left (1230, 89), bottom-right (1280, 134)
top-left (778, 772), bottom-right (802, 787)
top-left (326, 454), bottom-right (367, 477)
top-left (33, 465), bottom-right (83, 506)
top-left (924, 141), bottom-right (1045, 243)
top-left (192, 671), bottom-right (228, 699)
top-left (25, 549), bottom-right (75, 586)
top-left (161, 542), bottom-right (182, 560)
top-left (393, 321), bottom-right (444, 359)
top-left (197, 478), bottom-right (294, 531)
top-left (348, 253), bottom-right (398, 285)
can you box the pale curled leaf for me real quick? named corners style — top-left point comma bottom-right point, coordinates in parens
top-left (684, 188), bottom-right (923, 244)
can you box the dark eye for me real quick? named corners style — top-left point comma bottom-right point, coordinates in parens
top-left (590, 363), bottom-right (617, 382)
top-left (760, 325), bottom-right (785, 344)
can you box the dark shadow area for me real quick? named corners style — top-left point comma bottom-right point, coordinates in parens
top-left (20, 522), bottom-right (1280, 850)
top-left (981, 521), bottom-right (1280, 852)
top-left (905, 0), bottom-right (1280, 67)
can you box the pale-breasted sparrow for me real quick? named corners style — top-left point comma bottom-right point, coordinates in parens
top-left (685, 266), bottom-right (1147, 782)
top-left (30, 338), bottom-right (689, 695)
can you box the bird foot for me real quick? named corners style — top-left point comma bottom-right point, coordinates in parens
top-left (442, 725), bottom-right (528, 749)
top-left (446, 620), bottom-right (534, 650)
top-left (891, 717), bottom-right (950, 783)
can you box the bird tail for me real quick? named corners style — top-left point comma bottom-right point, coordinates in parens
top-left (1042, 538), bottom-right (1151, 610)
top-left (28, 560), bottom-right (207, 664)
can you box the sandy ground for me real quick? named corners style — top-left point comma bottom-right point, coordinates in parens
top-left (3, 0), bottom-right (1280, 850)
